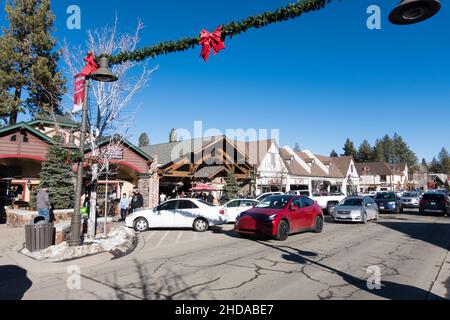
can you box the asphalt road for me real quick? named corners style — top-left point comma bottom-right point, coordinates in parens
top-left (13, 211), bottom-right (450, 300)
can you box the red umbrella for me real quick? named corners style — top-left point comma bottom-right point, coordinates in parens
top-left (190, 184), bottom-right (217, 192)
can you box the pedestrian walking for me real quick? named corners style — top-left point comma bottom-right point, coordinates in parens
top-left (36, 183), bottom-right (51, 223)
top-left (130, 188), bottom-right (144, 213)
top-left (119, 193), bottom-right (129, 222)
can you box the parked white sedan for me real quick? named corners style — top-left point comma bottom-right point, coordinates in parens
top-left (126, 199), bottom-right (226, 233)
top-left (221, 199), bottom-right (259, 223)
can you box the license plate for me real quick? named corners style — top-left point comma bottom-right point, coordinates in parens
top-left (431, 202), bottom-right (436, 206)
top-left (379, 206), bottom-right (385, 210)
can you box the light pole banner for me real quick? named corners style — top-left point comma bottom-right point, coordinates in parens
top-left (73, 74), bottom-right (85, 113)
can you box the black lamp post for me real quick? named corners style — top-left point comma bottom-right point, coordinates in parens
top-left (69, 56), bottom-right (118, 247)
top-left (389, 0), bottom-right (441, 25)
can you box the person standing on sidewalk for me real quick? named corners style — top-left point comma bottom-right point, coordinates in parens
top-left (119, 193), bottom-right (130, 222)
top-left (130, 189), bottom-right (144, 213)
top-left (37, 183), bottom-right (51, 223)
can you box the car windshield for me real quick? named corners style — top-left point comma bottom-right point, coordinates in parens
top-left (339, 198), bottom-right (363, 206)
top-left (375, 193), bottom-right (396, 201)
top-left (403, 192), bottom-right (418, 197)
top-left (256, 195), bottom-right (294, 209)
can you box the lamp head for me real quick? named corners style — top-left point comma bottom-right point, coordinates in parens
top-left (90, 57), bottom-right (118, 82)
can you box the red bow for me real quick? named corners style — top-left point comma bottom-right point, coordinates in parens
top-left (199, 26), bottom-right (226, 62)
top-left (80, 52), bottom-right (98, 76)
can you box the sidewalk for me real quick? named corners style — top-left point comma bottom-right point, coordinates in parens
top-left (0, 224), bottom-right (123, 275)
top-left (429, 249), bottom-right (450, 300)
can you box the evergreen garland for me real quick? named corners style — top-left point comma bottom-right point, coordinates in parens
top-left (105, 0), bottom-right (332, 65)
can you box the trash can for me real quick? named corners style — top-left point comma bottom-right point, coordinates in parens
top-left (25, 219), bottom-right (54, 252)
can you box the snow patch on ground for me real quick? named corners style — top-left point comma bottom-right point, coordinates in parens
top-left (21, 226), bottom-right (136, 263)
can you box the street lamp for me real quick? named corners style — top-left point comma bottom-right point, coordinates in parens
top-left (69, 56), bottom-right (118, 247)
top-left (389, 0), bottom-right (441, 25)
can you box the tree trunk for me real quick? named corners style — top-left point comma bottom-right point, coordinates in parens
top-left (9, 87), bottom-right (22, 126)
top-left (88, 164), bottom-right (99, 239)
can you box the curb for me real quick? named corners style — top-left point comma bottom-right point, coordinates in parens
top-left (428, 249), bottom-right (450, 300)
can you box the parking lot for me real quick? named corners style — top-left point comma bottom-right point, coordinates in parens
top-left (4, 209), bottom-right (447, 300)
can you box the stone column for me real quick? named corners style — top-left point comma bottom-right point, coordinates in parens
top-left (148, 155), bottom-right (160, 209)
top-left (138, 174), bottom-right (150, 209)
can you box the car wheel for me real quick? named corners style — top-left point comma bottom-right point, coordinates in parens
top-left (193, 218), bottom-right (209, 232)
top-left (314, 216), bottom-right (324, 233)
top-left (362, 212), bottom-right (368, 224)
top-left (134, 218), bottom-right (149, 232)
top-left (275, 220), bottom-right (290, 241)
top-left (327, 203), bottom-right (336, 215)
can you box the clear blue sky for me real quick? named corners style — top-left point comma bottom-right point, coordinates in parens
top-left (3, 0), bottom-right (450, 161)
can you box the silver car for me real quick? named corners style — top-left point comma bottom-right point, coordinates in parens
top-left (401, 192), bottom-right (420, 209)
top-left (332, 196), bottom-right (379, 224)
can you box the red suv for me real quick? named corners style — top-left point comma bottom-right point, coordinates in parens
top-left (235, 195), bottom-right (324, 241)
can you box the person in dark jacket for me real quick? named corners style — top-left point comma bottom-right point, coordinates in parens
top-left (36, 183), bottom-right (51, 223)
top-left (207, 192), bottom-right (215, 204)
top-left (130, 189), bottom-right (144, 213)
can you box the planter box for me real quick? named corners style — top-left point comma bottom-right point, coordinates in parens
top-left (6, 208), bottom-right (75, 229)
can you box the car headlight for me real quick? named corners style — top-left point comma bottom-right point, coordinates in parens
top-left (389, 202), bottom-right (396, 206)
top-left (268, 214), bottom-right (278, 221)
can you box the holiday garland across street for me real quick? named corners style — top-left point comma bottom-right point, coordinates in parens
top-left (105, 0), bottom-right (333, 64)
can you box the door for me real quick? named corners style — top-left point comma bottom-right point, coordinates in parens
top-left (152, 201), bottom-right (177, 227)
top-left (175, 200), bottom-right (201, 227)
top-left (299, 197), bottom-right (316, 229)
top-left (363, 198), bottom-right (374, 220)
top-left (289, 198), bottom-right (304, 232)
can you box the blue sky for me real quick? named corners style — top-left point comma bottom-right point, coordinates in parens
top-left (2, 0), bottom-right (450, 161)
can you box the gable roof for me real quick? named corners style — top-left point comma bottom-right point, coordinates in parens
top-left (0, 122), bottom-right (53, 143)
top-left (241, 139), bottom-right (277, 167)
top-left (86, 136), bottom-right (153, 161)
top-left (141, 136), bottom-right (224, 165)
top-left (279, 148), bottom-right (310, 176)
top-left (27, 114), bottom-right (80, 128)
top-left (355, 162), bottom-right (394, 176)
top-left (295, 152), bottom-right (329, 178)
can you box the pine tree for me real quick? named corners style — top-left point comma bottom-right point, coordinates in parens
top-left (357, 140), bottom-right (373, 162)
top-left (169, 128), bottom-right (178, 143)
top-left (222, 172), bottom-right (240, 202)
top-left (294, 143), bottom-right (301, 152)
top-left (342, 138), bottom-right (357, 157)
top-left (429, 157), bottom-right (442, 173)
top-left (330, 149), bottom-right (338, 158)
top-left (382, 135), bottom-right (396, 163)
top-left (0, 0), bottom-right (65, 125)
top-left (138, 132), bottom-right (150, 147)
top-left (37, 135), bottom-right (75, 209)
top-left (438, 147), bottom-right (450, 175)
top-left (373, 139), bottom-right (385, 162)
top-left (421, 158), bottom-right (429, 172)
top-left (393, 133), bottom-right (418, 172)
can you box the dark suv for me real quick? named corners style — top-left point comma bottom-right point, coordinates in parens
top-left (374, 192), bottom-right (403, 213)
top-left (419, 192), bottom-right (449, 216)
